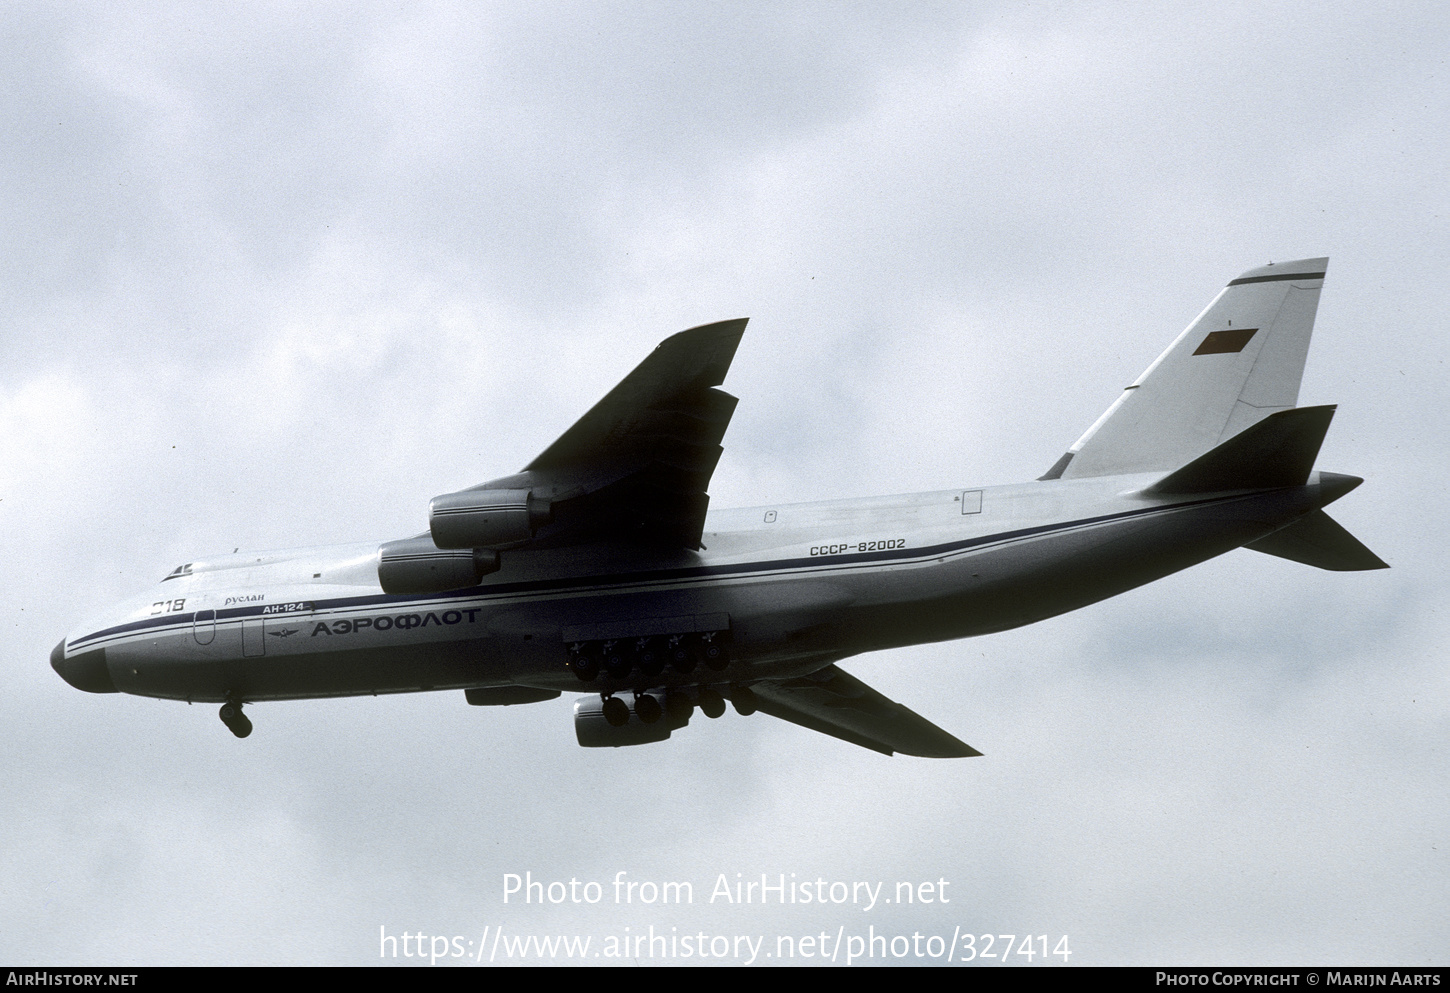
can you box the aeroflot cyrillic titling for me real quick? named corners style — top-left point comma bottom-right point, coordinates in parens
top-left (311, 608), bottom-right (482, 636)
top-left (503, 872), bottom-right (948, 910)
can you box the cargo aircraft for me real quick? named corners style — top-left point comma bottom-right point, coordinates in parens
top-left (52, 258), bottom-right (1385, 756)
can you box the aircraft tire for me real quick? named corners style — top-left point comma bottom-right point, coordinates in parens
top-left (219, 703), bottom-right (252, 738)
top-left (568, 652), bottom-right (599, 682)
top-left (636, 639), bottom-right (665, 677)
top-left (730, 685), bottom-right (757, 716)
top-left (603, 642), bottom-right (631, 678)
top-left (634, 693), bottom-right (662, 724)
top-left (698, 687), bottom-right (726, 719)
top-left (702, 639), bottom-right (730, 671)
top-left (669, 642), bottom-right (697, 674)
top-left (665, 691), bottom-right (693, 724)
top-left (602, 696), bottom-right (630, 727)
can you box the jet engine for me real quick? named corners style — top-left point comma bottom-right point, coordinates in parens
top-left (377, 536), bottom-right (499, 594)
top-left (428, 488), bottom-right (552, 549)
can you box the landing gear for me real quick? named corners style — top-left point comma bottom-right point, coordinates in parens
top-left (601, 696), bottom-right (630, 727)
top-left (635, 638), bottom-right (665, 677)
top-left (565, 629), bottom-right (730, 681)
top-left (602, 640), bottom-right (631, 679)
top-left (730, 684), bottom-right (758, 716)
top-left (568, 643), bottom-right (600, 682)
top-left (218, 700), bottom-right (253, 738)
top-left (667, 634), bottom-right (698, 673)
top-left (634, 693), bottom-right (663, 724)
top-left (569, 625), bottom-right (743, 740)
top-left (701, 633), bottom-right (730, 671)
top-left (665, 690), bottom-right (694, 723)
top-left (697, 686), bottom-right (726, 719)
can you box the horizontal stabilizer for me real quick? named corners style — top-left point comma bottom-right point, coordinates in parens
top-left (1148, 405), bottom-right (1336, 495)
top-left (751, 664), bottom-right (980, 758)
top-left (1245, 510), bottom-right (1388, 571)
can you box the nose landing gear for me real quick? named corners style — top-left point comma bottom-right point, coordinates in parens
top-left (219, 699), bottom-right (253, 738)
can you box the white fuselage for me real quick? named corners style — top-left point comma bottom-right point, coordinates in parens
top-left (57, 471), bottom-right (1334, 706)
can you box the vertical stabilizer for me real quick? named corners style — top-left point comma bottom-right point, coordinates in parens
top-left (1049, 259), bottom-right (1328, 480)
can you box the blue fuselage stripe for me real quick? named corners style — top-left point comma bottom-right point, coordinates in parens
top-left (68, 494), bottom-right (1245, 651)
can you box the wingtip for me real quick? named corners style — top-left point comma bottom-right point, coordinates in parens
top-left (654, 318), bottom-right (748, 355)
top-left (675, 317), bottom-right (748, 336)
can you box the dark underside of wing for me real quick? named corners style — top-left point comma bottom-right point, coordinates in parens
top-left (752, 664), bottom-right (981, 758)
top-left (483, 319), bottom-right (748, 551)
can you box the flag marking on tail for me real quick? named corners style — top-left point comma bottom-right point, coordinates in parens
top-left (1194, 328), bottom-right (1259, 355)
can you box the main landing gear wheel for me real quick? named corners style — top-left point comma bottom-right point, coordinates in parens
top-left (730, 684), bottom-right (758, 716)
top-left (218, 701), bottom-right (253, 738)
top-left (697, 687), bottom-right (726, 719)
top-left (701, 634), bottom-right (730, 671)
top-left (665, 691), bottom-right (694, 723)
top-left (601, 696), bottom-right (630, 727)
top-left (568, 644), bottom-right (600, 682)
top-left (667, 635), bottom-right (697, 674)
top-left (603, 641), bottom-right (631, 679)
top-left (635, 638), bottom-right (665, 678)
top-left (634, 693), bottom-right (662, 724)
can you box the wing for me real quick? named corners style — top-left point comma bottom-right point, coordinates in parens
top-left (752, 664), bottom-right (981, 758)
top-left (442, 319), bottom-right (747, 552)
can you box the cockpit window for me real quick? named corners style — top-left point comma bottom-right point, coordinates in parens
top-left (161, 563), bottom-right (194, 581)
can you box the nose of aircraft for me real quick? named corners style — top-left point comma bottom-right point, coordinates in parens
top-left (50, 639), bottom-right (118, 694)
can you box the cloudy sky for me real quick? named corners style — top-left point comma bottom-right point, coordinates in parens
top-left (3, 1), bottom-right (1446, 966)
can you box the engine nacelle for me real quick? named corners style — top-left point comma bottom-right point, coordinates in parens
top-left (377, 536), bottom-right (500, 594)
top-left (574, 693), bottom-right (678, 747)
top-left (428, 488), bottom-right (552, 549)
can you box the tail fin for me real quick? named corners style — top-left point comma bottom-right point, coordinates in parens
top-left (1045, 258), bottom-right (1329, 480)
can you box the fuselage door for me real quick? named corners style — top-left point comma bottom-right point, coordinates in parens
top-left (192, 606), bottom-right (216, 646)
top-left (242, 617), bottom-right (266, 657)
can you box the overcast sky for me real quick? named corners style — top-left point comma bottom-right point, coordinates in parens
top-left (3, 1), bottom-right (1446, 967)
